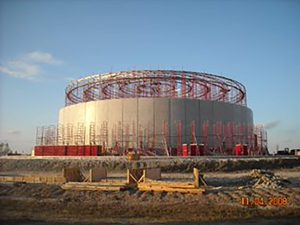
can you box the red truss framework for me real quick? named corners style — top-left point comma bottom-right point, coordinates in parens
top-left (65, 70), bottom-right (247, 106)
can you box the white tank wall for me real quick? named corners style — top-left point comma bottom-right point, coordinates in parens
top-left (59, 98), bottom-right (253, 148)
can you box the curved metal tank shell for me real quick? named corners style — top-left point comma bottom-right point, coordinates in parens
top-left (59, 98), bottom-right (253, 148)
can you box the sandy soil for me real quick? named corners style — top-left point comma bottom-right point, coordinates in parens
top-left (1, 167), bottom-right (300, 224)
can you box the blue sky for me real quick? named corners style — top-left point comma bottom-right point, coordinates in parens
top-left (0, 0), bottom-right (299, 153)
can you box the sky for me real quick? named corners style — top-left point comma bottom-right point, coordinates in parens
top-left (0, 0), bottom-right (299, 154)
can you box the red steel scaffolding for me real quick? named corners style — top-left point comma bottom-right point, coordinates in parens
top-left (35, 120), bottom-right (267, 156)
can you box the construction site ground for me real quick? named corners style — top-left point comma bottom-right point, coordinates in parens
top-left (0, 156), bottom-right (300, 224)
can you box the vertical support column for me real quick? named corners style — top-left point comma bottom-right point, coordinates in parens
top-left (239, 123), bottom-right (243, 145)
top-left (138, 123), bottom-right (143, 154)
top-left (111, 123), bottom-right (116, 154)
top-left (191, 120), bottom-right (197, 144)
top-left (132, 120), bottom-right (136, 151)
top-left (202, 120), bottom-right (209, 154)
top-left (162, 120), bottom-right (169, 156)
top-left (66, 123), bottom-right (73, 146)
top-left (146, 123), bottom-right (150, 153)
top-left (100, 121), bottom-right (108, 155)
top-left (125, 123), bottom-right (130, 155)
top-left (226, 122), bottom-right (232, 154)
top-left (117, 121), bottom-right (123, 155)
top-left (212, 122), bottom-right (217, 153)
top-left (182, 72), bottom-right (186, 98)
top-left (231, 122), bottom-right (235, 148)
top-left (89, 122), bottom-right (95, 145)
top-left (57, 124), bottom-right (64, 146)
top-left (190, 79), bottom-right (195, 98)
top-left (171, 72), bottom-right (177, 98)
top-left (193, 168), bottom-right (199, 188)
top-left (177, 120), bottom-right (182, 156)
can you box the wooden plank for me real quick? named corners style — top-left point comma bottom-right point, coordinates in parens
top-left (138, 184), bottom-right (205, 194)
top-left (194, 168), bottom-right (199, 188)
top-left (137, 181), bottom-right (205, 194)
top-left (139, 181), bottom-right (195, 189)
top-left (64, 181), bottom-right (128, 186)
top-left (62, 185), bottom-right (122, 192)
top-left (0, 176), bottom-right (66, 184)
top-left (61, 181), bottom-right (131, 192)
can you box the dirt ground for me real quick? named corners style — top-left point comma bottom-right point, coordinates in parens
top-left (1, 166), bottom-right (300, 224)
top-left (1, 155), bottom-right (299, 173)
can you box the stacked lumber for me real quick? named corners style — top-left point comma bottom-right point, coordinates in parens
top-left (0, 175), bottom-right (66, 184)
top-left (138, 181), bottom-right (205, 194)
top-left (61, 181), bottom-right (131, 192)
top-left (250, 169), bottom-right (290, 189)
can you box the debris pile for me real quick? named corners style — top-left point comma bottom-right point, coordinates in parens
top-left (249, 169), bottom-right (289, 189)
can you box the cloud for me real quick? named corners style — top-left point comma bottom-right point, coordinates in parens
top-left (264, 120), bottom-right (280, 130)
top-left (7, 130), bottom-right (21, 135)
top-left (0, 51), bottom-right (62, 80)
top-left (26, 51), bottom-right (62, 65)
top-left (0, 60), bottom-right (40, 80)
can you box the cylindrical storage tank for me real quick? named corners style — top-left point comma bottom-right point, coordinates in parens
top-left (57, 70), bottom-right (254, 156)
